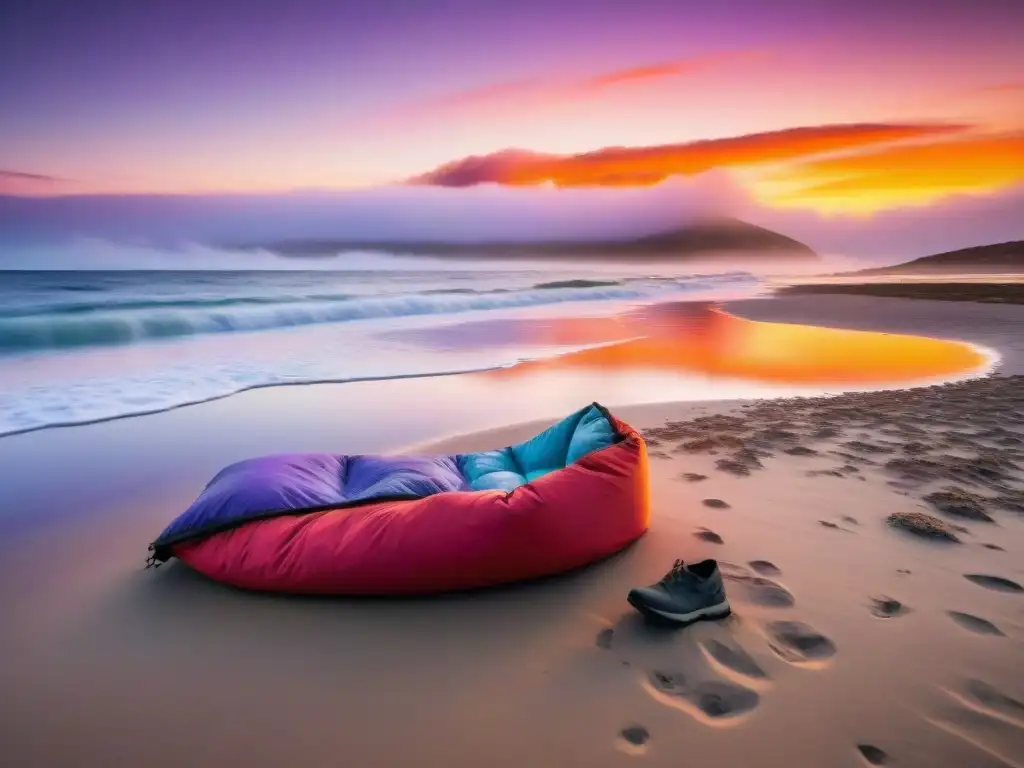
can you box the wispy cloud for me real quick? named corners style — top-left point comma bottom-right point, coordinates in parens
top-left (571, 54), bottom-right (746, 93)
top-left (413, 78), bottom-right (547, 112)
top-left (410, 122), bottom-right (970, 188)
top-left (389, 52), bottom-right (754, 120)
top-left (0, 170), bottom-right (67, 183)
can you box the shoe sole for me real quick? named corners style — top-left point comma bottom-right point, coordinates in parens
top-left (627, 596), bottom-right (732, 627)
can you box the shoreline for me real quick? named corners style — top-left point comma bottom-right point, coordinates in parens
top-left (0, 296), bottom-right (1006, 442)
top-left (0, 364), bottom-right (506, 440)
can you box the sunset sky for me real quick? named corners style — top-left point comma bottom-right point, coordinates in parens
top-left (2, 0), bottom-right (1023, 215)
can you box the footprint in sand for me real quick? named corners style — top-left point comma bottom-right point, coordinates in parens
top-left (963, 574), bottom-right (1023, 593)
top-left (982, 543), bottom-right (1005, 551)
top-left (962, 680), bottom-right (1024, 725)
top-left (738, 577), bottom-right (795, 608)
top-left (929, 678), bottom-right (1024, 760)
top-left (680, 472), bottom-right (708, 483)
top-left (870, 596), bottom-right (910, 619)
top-left (946, 611), bottom-right (1005, 636)
top-left (748, 560), bottom-right (781, 576)
top-left (596, 628), bottom-right (614, 649)
top-left (856, 744), bottom-right (890, 765)
top-left (699, 639), bottom-right (769, 681)
top-left (645, 670), bottom-right (760, 723)
top-left (765, 621), bottom-right (836, 664)
top-left (617, 725), bottom-right (650, 755)
top-left (719, 567), bottom-right (795, 608)
top-left (694, 528), bottom-right (724, 544)
top-left (819, 520), bottom-right (855, 532)
top-left (702, 498), bottom-right (731, 509)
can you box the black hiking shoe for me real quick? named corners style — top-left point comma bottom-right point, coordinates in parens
top-left (627, 559), bottom-right (731, 626)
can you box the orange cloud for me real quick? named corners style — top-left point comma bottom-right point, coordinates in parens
top-left (410, 123), bottom-right (970, 187)
top-left (773, 131), bottom-right (1024, 210)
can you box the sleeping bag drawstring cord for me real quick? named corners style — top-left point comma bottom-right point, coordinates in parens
top-left (144, 545), bottom-right (162, 569)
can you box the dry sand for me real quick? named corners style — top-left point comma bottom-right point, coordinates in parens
top-left (2, 295), bottom-right (1024, 768)
top-left (419, 375), bottom-right (1024, 768)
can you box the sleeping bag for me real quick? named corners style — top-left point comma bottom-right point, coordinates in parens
top-left (148, 403), bottom-right (650, 595)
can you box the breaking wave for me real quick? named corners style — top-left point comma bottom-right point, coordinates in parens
top-left (0, 274), bottom-right (758, 355)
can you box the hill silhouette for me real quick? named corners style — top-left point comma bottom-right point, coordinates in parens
top-left (853, 240), bottom-right (1024, 275)
top-left (257, 217), bottom-right (819, 263)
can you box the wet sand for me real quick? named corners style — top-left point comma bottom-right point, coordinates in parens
top-left (2, 295), bottom-right (1024, 767)
top-left (775, 281), bottom-right (1024, 304)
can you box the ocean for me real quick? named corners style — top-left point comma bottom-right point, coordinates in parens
top-left (0, 265), bottom-right (762, 437)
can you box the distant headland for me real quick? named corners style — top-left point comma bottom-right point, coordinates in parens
top-left (246, 217), bottom-right (821, 264)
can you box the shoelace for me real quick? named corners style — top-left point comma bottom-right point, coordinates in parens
top-left (658, 559), bottom-right (690, 586)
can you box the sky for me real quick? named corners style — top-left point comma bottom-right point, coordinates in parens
top-left (1, 0), bottom-right (1022, 257)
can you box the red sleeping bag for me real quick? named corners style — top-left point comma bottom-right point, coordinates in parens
top-left (150, 404), bottom-right (650, 595)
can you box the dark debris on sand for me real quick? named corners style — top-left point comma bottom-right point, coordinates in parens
top-left (885, 452), bottom-right (1021, 492)
top-left (641, 375), bottom-right (1024, 521)
top-left (992, 491), bottom-right (1024, 515)
top-left (831, 451), bottom-right (879, 466)
top-left (843, 440), bottom-right (895, 455)
top-left (784, 445), bottom-right (818, 456)
top-left (676, 434), bottom-right (745, 453)
top-left (644, 376), bottom-right (1024, 449)
top-left (887, 511), bottom-right (963, 542)
top-left (924, 486), bottom-right (995, 522)
top-left (807, 469), bottom-right (845, 478)
top-left (752, 427), bottom-right (800, 445)
top-left (714, 448), bottom-right (766, 476)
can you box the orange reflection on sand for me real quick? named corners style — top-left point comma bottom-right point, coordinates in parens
top-left (488, 304), bottom-right (988, 385)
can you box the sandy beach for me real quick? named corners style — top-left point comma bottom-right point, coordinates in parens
top-left (2, 294), bottom-right (1024, 768)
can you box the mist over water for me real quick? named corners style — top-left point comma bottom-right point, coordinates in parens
top-left (2, 175), bottom-right (1022, 265)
